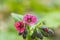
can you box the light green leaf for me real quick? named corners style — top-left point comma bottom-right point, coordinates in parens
top-left (11, 13), bottom-right (23, 21)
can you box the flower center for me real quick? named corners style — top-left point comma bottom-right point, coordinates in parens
top-left (19, 24), bottom-right (24, 28)
top-left (27, 18), bottom-right (32, 22)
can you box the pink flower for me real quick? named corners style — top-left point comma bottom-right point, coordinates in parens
top-left (14, 21), bottom-right (25, 33)
top-left (23, 14), bottom-right (37, 25)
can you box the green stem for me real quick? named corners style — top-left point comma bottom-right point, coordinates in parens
top-left (31, 20), bottom-right (43, 31)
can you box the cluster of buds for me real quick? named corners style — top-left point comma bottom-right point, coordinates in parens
top-left (14, 13), bottom-right (54, 40)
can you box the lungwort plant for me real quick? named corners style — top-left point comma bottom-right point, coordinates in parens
top-left (11, 13), bottom-right (54, 40)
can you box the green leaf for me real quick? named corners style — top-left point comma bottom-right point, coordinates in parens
top-left (11, 13), bottom-right (23, 21)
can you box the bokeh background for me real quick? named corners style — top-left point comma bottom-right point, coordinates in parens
top-left (0, 0), bottom-right (60, 40)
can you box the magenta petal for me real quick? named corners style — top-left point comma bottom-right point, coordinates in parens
top-left (17, 26), bottom-right (25, 33)
top-left (23, 14), bottom-right (37, 25)
top-left (32, 16), bottom-right (37, 23)
top-left (26, 14), bottom-right (32, 18)
top-left (14, 21), bottom-right (20, 28)
top-left (24, 15), bottom-right (28, 21)
top-left (23, 14), bottom-right (31, 21)
top-left (20, 27), bottom-right (25, 33)
top-left (29, 22), bottom-right (34, 24)
top-left (14, 21), bottom-right (25, 33)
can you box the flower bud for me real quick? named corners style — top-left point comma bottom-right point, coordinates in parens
top-left (41, 31), bottom-right (49, 37)
top-left (23, 33), bottom-right (26, 39)
top-left (41, 25), bottom-right (49, 32)
top-left (48, 29), bottom-right (54, 36)
top-left (18, 32), bottom-right (22, 35)
top-left (31, 30), bottom-right (43, 40)
top-left (36, 31), bottom-right (43, 40)
top-left (22, 29), bottom-right (27, 39)
top-left (31, 30), bottom-right (37, 39)
top-left (24, 29), bottom-right (27, 34)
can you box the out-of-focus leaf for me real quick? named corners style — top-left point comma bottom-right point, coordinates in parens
top-left (11, 13), bottom-right (23, 21)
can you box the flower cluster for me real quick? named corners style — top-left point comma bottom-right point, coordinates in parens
top-left (14, 14), bottom-right (54, 40)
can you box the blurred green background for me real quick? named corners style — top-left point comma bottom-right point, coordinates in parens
top-left (0, 0), bottom-right (60, 40)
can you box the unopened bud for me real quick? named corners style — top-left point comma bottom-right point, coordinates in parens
top-left (48, 29), bottom-right (54, 36)
top-left (36, 31), bottom-right (43, 39)
top-left (31, 30), bottom-right (37, 39)
top-left (18, 32), bottom-right (22, 35)
top-left (23, 29), bottom-right (27, 39)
